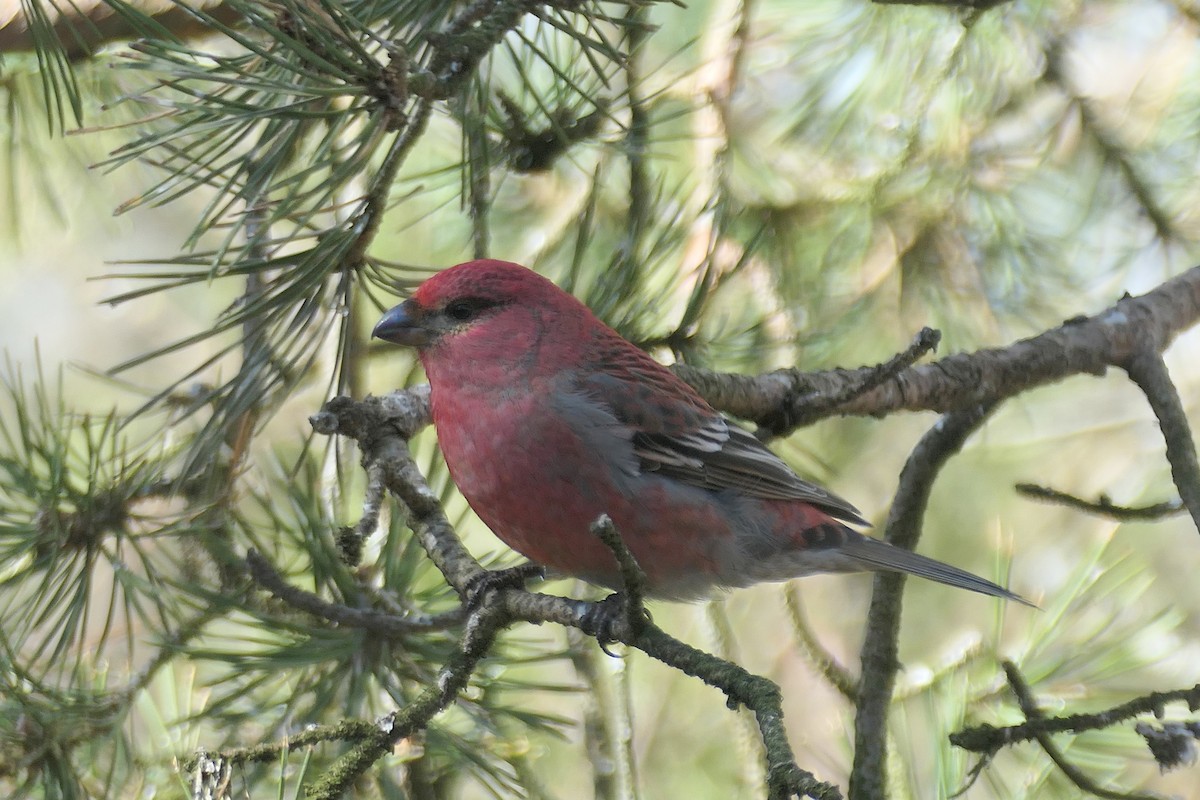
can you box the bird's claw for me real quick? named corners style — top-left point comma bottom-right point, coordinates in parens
top-left (580, 592), bottom-right (652, 655)
top-left (463, 563), bottom-right (546, 609)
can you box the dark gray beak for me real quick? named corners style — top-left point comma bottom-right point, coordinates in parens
top-left (373, 299), bottom-right (431, 347)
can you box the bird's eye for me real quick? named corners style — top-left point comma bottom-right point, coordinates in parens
top-left (445, 299), bottom-right (489, 322)
top-left (445, 300), bottom-right (475, 322)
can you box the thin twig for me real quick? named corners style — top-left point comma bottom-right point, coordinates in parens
top-left (950, 681), bottom-right (1200, 752)
top-left (782, 585), bottom-right (857, 701)
top-left (305, 603), bottom-right (509, 800)
top-left (759, 328), bottom-right (941, 438)
top-left (353, 459), bottom-right (387, 538)
top-left (246, 549), bottom-right (466, 634)
top-left (990, 661), bottom-right (1168, 800)
top-left (186, 719), bottom-right (380, 769)
top-left (1015, 483), bottom-right (1185, 521)
top-left (591, 514), bottom-right (648, 629)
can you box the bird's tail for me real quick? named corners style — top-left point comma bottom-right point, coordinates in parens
top-left (838, 531), bottom-right (1034, 606)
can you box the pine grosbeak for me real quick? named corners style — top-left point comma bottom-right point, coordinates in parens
top-left (373, 259), bottom-right (1023, 603)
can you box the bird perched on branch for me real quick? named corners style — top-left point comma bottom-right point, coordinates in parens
top-left (373, 259), bottom-right (1025, 604)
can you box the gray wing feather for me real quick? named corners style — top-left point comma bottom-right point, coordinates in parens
top-left (635, 418), bottom-right (869, 526)
top-left (569, 367), bottom-right (868, 526)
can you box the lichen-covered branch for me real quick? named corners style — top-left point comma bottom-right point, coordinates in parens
top-left (949, 662), bottom-right (1174, 800)
top-left (756, 327), bottom-right (942, 439)
top-left (950, 677), bottom-right (1200, 753)
top-left (674, 266), bottom-right (1200, 433)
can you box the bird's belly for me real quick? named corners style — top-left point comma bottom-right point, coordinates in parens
top-left (432, 394), bottom-right (734, 598)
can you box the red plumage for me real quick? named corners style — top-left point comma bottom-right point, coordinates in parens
top-left (374, 259), bottom-right (1024, 603)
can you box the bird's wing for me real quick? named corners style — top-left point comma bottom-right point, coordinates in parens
top-left (575, 347), bottom-right (868, 526)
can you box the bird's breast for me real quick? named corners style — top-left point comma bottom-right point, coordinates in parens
top-left (428, 384), bottom-right (737, 597)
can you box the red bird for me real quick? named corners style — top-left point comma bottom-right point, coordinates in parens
top-left (373, 259), bottom-right (1023, 603)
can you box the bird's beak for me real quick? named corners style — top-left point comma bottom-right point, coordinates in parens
top-left (373, 299), bottom-right (431, 347)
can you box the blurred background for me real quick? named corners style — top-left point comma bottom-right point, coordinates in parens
top-left (3, 0), bottom-right (1200, 797)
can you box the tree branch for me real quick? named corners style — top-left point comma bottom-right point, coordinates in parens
top-left (673, 266), bottom-right (1200, 434)
top-left (849, 401), bottom-right (999, 800)
top-left (950, 661), bottom-right (1174, 800)
top-left (756, 327), bottom-right (941, 439)
top-left (1015, 483), bottom-right (1185, 522)
top-left (951, 677), bottom-right (1200, 753)
top-left (245, 549), bottom-right (465, 634)
top-left (1124, 348), bottom-right (1200, 534)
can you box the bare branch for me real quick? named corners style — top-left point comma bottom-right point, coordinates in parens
top-left (245, 549), bottom-right (465, 635)
top-left (1016, 483), bottom-right (1185, 521)
top-left (337, 459), bottom-right (387, 564)
top-left (1124, 349), bottom-right (1200, 534)
top-left (849, 401), bottom-right (999, 800)
top-left (590, 514), bottom-right (648, 631)
top-left (673, 266), bottom-right (1200, 433)
top-left (757, 327), bottom-right (942, 439)
top-left (782, 585), bottom-right (857, 702)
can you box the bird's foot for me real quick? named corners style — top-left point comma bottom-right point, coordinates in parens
top-left (463, 563), bottom-right (546, 609)
top-left (580, 592), bottom-right (652, 656)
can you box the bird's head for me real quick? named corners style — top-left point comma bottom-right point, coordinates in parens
top-left (372, 259), bottom-right (592, 358)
